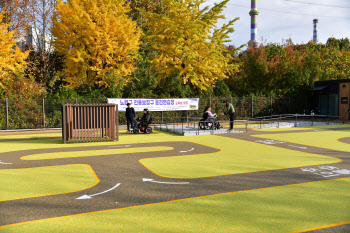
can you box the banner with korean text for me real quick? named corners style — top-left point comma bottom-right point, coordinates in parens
top-left (107, 98), bottom-right (199, 112)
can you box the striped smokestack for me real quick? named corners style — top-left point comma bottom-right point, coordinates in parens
top-left (249, 0), bottom-right (260, 48)
top-left (313, 19), bottom-right (319, 43)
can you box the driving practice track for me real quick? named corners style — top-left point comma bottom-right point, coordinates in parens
top-left (0, 129), bottom-right (350, 232)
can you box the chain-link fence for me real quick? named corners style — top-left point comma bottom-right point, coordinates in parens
top-left (0, 97), bottom-right (312, 130)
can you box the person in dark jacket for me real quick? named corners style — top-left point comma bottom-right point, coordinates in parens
top-left (134, 109), bottom-right (151, 129)
top-left (221, 100), bottom-right (235, 131)
top-left (126, 103), bottom-right (136, 132)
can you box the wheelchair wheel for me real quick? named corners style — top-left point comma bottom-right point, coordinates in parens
top-left (145, 127), bottom-right (152, 134)
top-left (205, 122), bottom-right (213, 130)
top-left (199, 119), bottom-right (206, 130)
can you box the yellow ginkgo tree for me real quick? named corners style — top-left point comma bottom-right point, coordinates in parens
top-left (0, 11), bottom-right (29, 88)
top-left (51, 0), bottom-right (141, 88)
top-left (140, 0), bottom-right (240, 91)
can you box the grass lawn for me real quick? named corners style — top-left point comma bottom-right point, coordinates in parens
top-left (1, 178), bottom-right (349, 233)
top-left (0, 165), bottom-right (98, 201)
top-left (253, 130), bottom-right (350, 152)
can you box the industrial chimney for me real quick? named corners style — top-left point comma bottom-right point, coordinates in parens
top-left (249, 0), bottom-right (260, 48)
top-left (313, 19), bottom-right (319, 43)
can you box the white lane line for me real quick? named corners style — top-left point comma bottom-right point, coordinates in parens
top-left (142, 178), bottom-right (190, 185)
top-left (0, 160), bottom-right (13, 165)
top-left (288, 145), bottom-right (307, 150)
top-left (255, 140), bottom-right (286, 145)
top-left (108, 145), bottom-right (131, 148)
top-left (180, 148), bottom-right (194, 153)
top-left (76, 183), bottom-right (121, 199)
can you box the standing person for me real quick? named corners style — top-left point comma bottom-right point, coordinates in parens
top-left (221, 100), bottom-right (235, 131)
top-left (126, 103), bottom-right (135, 132)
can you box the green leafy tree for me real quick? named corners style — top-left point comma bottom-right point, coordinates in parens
top-left (140, 0), bottom-right (241, 91)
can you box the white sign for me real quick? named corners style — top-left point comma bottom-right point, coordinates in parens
top-left (107, 98), bottom-right (199, 112)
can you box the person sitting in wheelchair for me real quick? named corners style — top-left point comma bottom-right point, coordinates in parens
top-left (133, 109), bottom-right (153, 134)
top-left (199, 106), bottom-right (222, 130)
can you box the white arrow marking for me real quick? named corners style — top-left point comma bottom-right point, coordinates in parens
top-left (180, 148), bottom-right (194, 153)
top-left (142, 178), bottom-right (190, 185)
top-left (108, 145), bottom-right (131, 148)
top-left (76, 183), bottom-right (121, 200)
top-left (0, 160), bottom-right (12, 165)
top-left (288, 145), bottom-right (307, 150)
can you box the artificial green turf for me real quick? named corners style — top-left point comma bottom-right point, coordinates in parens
top-left (0, 132), bottom-right (178, 153)
top-left (140, 135), bottom-right (340, 178)
top-left (22, 146), bottom-right (173, 160)
top-left (0, 165), bottom-right (98, 201)
top-left (253, 130), bottom-right (350, 152)
top-left (2, 178), bottom-right (349, 233)
top-left (0, 132), bottom-right (340, 178)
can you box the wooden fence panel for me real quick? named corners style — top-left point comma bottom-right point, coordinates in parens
top-left (63, 104), bottom-right (118, 143)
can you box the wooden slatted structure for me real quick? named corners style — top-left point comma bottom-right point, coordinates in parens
top-left (62, 104), bottom-right (118, 143)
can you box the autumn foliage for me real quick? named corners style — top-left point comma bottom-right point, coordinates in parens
top-left (0, 12), bottom-right (29, 88)
top-left (52, 0), bottom-right (141, 88)
top-left (141, 0), bottom-right (239, 90)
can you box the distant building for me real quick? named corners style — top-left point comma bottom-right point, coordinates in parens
top-left (312, 79), bottom-right (350, 120)
top-left (16, 27), bottom-right (52, 52)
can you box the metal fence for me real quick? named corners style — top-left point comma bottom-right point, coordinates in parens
top-left (0, 96), bottom-right (312, 130)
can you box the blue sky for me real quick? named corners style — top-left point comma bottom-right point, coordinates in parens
top-left (203, 0), bottom-right (350, 47)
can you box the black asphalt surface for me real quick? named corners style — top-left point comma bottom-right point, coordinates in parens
top-left (0, 128), bottom-right (349, 232)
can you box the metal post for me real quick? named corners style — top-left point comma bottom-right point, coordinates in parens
top-left (270, 96), bottom-right (273, 116)
top-left (197, 120), bottom-right (200, 136)
top-left (63, 104), bottom-right (66, 143)
top-left (251, 96), bottom-right (254, 118)
top-left (75, 98), bottom-right (78, 105)
top-left (42, 98), bottom-right (45, 128)
top-left (6, 98), bottom-right (9, 130)
top-left (116, 105), bottom-right (119, 141)
top-left (209, 97), bottom-right (211, 108)
top-left (182, 122), bottom-right (184, 136)
top-left (161, 111), bottom-right (164, 124)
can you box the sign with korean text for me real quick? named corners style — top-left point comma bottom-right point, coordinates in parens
top-left (107, 98), bottom-right (199, 112)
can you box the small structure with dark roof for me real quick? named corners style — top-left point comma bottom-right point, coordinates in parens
top-left (312, 79), bottom-right (350, 120)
